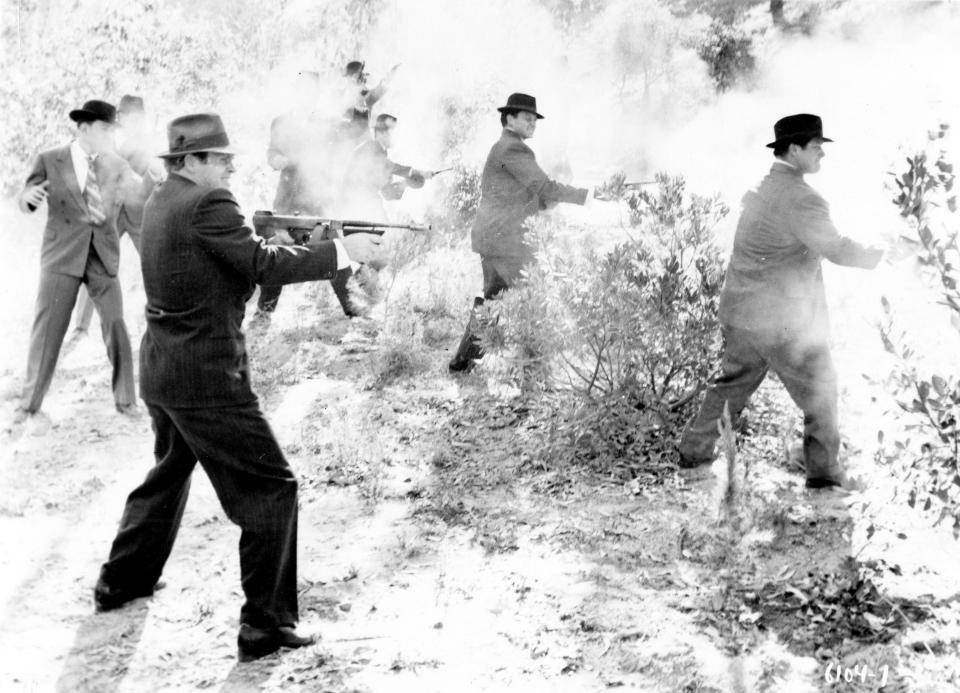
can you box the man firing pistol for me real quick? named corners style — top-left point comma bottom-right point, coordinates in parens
top-left (678, 114), bottom-right (884, 490)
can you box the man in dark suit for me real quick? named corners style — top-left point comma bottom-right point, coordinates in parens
top-left (93, 113), bottom-right (382, 662)
top-left (253, 71), bottom-right (358, 321)
top-left (341, 113), bottom-right (434, 219)
top-left (678, 114), bottom-right (883, 488)
top-left (448, 93), bottom-right (594, 373)
top-left (16, 99), bottom-right (147, 419)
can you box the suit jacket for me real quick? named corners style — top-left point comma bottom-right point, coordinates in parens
top-left (268, 111), bottom-right (334, 215)
top-left (341, 139), bottom-right (414, 217)
top-left (139, 173), bottom-right (339, 407)
top-left (719, 163), bottom-right (882, 337)
top-left (23, 144), bottom-right (144, 277)
top-left (471, 128), bottom-right (588, 261)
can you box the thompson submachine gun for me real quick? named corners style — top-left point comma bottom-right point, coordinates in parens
top-left (252, 210), bottom-right (431, 245)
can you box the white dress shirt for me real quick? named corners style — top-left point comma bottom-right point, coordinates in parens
top-left (70, 140), bottom-right (96, 192)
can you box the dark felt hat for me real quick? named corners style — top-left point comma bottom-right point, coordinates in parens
top-left (497, 93), bottom-right (543, 119)
top-left (118, 95), bottom-right (145, 114)
top-left (766, 113), bottom-right (833, 148)
top-left (344, 60), bottom-right (366, 77)
top-left (69, 100), bottom-right (117, 124)
top-left (158, 113), bottom-right (240, 158)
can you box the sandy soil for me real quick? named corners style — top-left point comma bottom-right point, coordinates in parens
top-left (1, 206), bottom-right (959, 692)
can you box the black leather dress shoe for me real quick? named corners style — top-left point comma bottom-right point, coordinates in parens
top-left (94, 579), bottom-right (165, 612)
top-left (448, 356), bottom-right (475, 373)
top-left (237, 624), bottom-right (317, 662)
top-left (805, 477), bottom-right (843, 489)
top-left (677, 453), bottom-right (713, 469)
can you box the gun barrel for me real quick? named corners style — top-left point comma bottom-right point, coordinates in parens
top-left (252, 211), bottom-right (430, 241)
top-left (341, 223), bottom-right (431, 235)
top-left (623, 180), bottom-right (657, 188)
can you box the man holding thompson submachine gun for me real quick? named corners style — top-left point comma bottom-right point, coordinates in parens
top-left (94, 113), bottom-right (384, 662)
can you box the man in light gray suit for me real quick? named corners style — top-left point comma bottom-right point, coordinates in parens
top-left (16, 99), bottom-right (148, 419)
top-left (678, 114), bottom-right (883, 488)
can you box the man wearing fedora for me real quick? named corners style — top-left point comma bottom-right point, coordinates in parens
top-left (448, 92), bottom-right (593, 373)
top-left (16, 99), bottom-right (147, 420)
top-left (678, 114), bottom-right (883, 489)
top-left (339, 59), bottom-right (399, 141)
top-left (72, 94), bottom-right (160, 337)
top-left (93, 113), bottom-right (384, 662)
top-left (341, 113), bottom-right (435, 218)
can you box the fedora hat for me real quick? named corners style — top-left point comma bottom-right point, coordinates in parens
top-left (158, 113), bottom-right (240, 159)
top-left (118, 95), bottom-right (145, 114)
top-left (497, 93), bottom-right (544, 119)
top-left (69, 100), bottom-right (117, 124)
top-left (766, 113), bottom-right (833, 148)
top-left (344, 60), bottom-right (366, 78)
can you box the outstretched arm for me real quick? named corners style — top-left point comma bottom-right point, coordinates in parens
top-left (500, 141), bottom-right (588, 207)
top-left (791, 192), bottom-right (883, 269)
top-left (192, 189), bottom-right (340, 285)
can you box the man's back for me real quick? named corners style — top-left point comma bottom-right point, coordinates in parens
top-left (719, 164), bottom-right (879, 334)
top-left (141, 173), bottom-right (340, 407)
top-left (140, 174), bottom-right (256, 406)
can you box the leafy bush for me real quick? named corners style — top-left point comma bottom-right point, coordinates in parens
top-left (480, 173), bottom-right (727, 474)
top-left (876, 123), bottom-right (960, 537)
top-left (427, 164), bottom-right (482, 242)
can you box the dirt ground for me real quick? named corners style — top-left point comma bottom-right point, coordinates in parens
top-left (1, 206), bottom-right (959, 692)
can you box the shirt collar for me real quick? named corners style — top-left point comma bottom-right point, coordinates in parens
top-left (71, 139), bottom-right (97, 163)
top-left (771, 158), bottom-right (803, 177)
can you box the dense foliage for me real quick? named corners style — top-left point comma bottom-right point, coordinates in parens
top-left (480, 173), bottom-right (727, 474)
top-left (877, 124), bottom-right (960, 537)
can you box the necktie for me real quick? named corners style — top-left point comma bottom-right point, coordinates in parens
top-left (85, 155), bottom-right (106, 226)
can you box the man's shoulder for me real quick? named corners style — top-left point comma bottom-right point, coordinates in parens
top-left (149, 178), bottom-right (239, 221)
top-left (493, 131), bottom-right (532, 157)
top-left (782, 175), bottom-right (826, 207)
top-left (353, 138), bottom-right (381, 156)
top-left (155, 175), bottom-right (230, 204)
top-left (761, 167), bottom-right (820, 198)
top-left (36, 143), bottom-right (69, 161)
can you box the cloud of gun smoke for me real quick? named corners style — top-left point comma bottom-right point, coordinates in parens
top-left (216, 0), bottom-right (958, 371)
top-left (295, 0), bottom-right (716, 221)
top-left (718, 1), bottom-right (960, 377)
